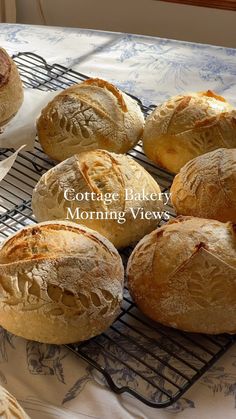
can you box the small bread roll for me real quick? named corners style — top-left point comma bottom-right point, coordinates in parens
top-left (127, 217), bottom-right (236, 334)
top-left (0, 47), bottom-right (23, 127)
top-left (171, 148), bottom-right (236, 223)
top-left (143, 90), bottom-right (236, 173)
top-left (0, 384), bottom-right (29, 418)
top-left (0, 221), bottom-right (124, 344)
top-left (32, 150), bottom-right (163, 248)
top-left (37, 78), bottom-right (144, 161)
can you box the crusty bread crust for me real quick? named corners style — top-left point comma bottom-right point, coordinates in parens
top-left (171, 148), bottom-right (236, 223)
top-left (0, 221), bottom-right (124, 344)
top-left (0, 47), bottom-right (23, 127)
top-left (37, 78), bottom-right (144, 161)
top-left (143, 91), bottom-right (236, 173)
top-left (127, 216), bottom-right (236, 334)
top-left (32, 150), bottom-right (163, 248)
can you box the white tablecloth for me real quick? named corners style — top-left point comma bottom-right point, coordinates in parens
top-left (0, 23), bottom-right (236, 419)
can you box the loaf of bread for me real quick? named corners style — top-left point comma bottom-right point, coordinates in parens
top-left (171, 148), bottom-right (236, 223)
top-left (0, 384), bottom-right (29, 418)
top-left (37, 78), bottom-right (144, 161)
top-left (127, 216), bottom-right (236, 334)
top-left (143, 90), bottom-right (236, 173)
top-left (32, 150), bottom-right (163, 248)
top-left (0, 221), bottom-right (124, 344)
top-left (0, 47), bottom-right (23, 127)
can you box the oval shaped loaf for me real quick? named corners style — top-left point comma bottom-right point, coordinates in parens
top-left (0, 384), bottom-right (29, 418)
top-left (171, 148), bottom-right (236, 223)
top-left (37, 78), bottom-right (144, 161)
top-left (0, 221), bottom-right (124, 344)
top-left (32, 150), bottom-right (163, 248)
top-left (127, 216), bottom-right (236, 334)
top-left (143, 90), bottom-right (236, 173)
top-left (0, 47), bottom-right (23, 127)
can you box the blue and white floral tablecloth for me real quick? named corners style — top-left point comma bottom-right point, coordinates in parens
top-left (0, 23), bottom-right (236, 419)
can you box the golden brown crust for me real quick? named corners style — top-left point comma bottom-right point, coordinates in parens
top-left (0, 47), bottom-right (24, 127)
top-left (127, 217), bottom-right (236, 334)
top-left (171, 148), bottom-right (236, 223)
top-left (37, 78), bottom-right (144, 161)
top-left (0, 221), bottom-right (116, 264)
top-left (82, 78), bottom-right (128, 112)
top-left (32, 150), bottom-right (163, 249)
top-left (143, 91), bottom-right (236, 173)
top-left (0, 221), bottom-right (124, 344)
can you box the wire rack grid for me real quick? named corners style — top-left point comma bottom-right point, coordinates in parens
top-left (0, 52), bottom-right (234, 409)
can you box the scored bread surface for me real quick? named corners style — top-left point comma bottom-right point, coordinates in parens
top-left (32, 150), bottom-right (163, 248)
top-left (143, 90), bottom-right (236, 173)
top-left (0, 221), bottom-right (124, 344)
top-left (37, 78), bottom-right (144, 161)
top-left (127, 216), bottom-right (236, 334)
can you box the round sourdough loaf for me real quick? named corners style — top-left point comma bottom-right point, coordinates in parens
top-left (0, 384), bottom-right (29, 418)
top-left (143, 90), bottom-right (236, 173)
top-left (171, 148), bottom-right (236, 223)
top-left (37, 78), bottom-right (144, 161)
top-left (0, 47), bottom-right (23, 127)
top-left (127, 216), bottom-right (236, 334)
top-left (31, 150), bottom-right (163, 248)
top-left (0, 221), bottom-right (124, 344)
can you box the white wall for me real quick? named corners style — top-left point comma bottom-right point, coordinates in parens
top-left (16, 0), bottom-right (236, 48)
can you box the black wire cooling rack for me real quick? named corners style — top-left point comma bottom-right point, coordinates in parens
top-left (0, 52), bottom-right (235, 408)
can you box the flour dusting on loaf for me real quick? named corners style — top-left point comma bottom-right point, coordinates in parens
top-left (127, 217), bottom-right (236, 334)
top-left (143, 91), bottom-right (236, 173)
top-left (32, 150), bottom-right (163, 248)
top-left (37, 78), bottom-right (144, 161)
top-left (171, 148), bottom-right (236, 223)
top-left (0, 221), bottom-right (124, 344)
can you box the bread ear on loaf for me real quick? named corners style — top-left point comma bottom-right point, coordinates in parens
top-left (37, 78), bottom-right (144, 161)
top-left (0, 221), bottom-right (124, 344)
top-left (143, 91), bottom-right (236, 173)
top-left (171, 148), bottom-right (236, 222)
top-left (32, 150), bottom-right (163, 248)
top-left (127, 217), bottom-right (236, 334)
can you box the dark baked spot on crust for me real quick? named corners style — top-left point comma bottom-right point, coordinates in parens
top-left (176, 96), bottom-right (191, 112)
top-left (31, 227), bottom-right (40, 236)
top-left (232, 223), bottom-right (236, 236)
top-left (195, 241), bottom-right (207, 251)
top-left (156, 229), bottom-right (164, 239)
top-left (203, 90), bottom-right (226, 102)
